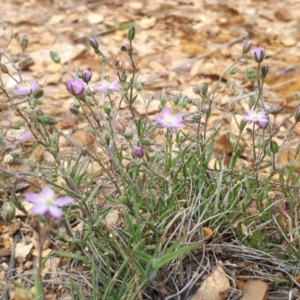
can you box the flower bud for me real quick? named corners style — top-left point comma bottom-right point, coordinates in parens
top-left (134, 80), bottom-right (143, 92)
top-left (82, 69), bottom-right (92, 83)
top-left (36, 115), bottom-right (58, 125)
top-left (103, 103), bottom-right (112, 115)
top-left (50, 51), bottom-right (61, 64)
top-left (193, 82), bottom-right (208, 96)
top-left (268, 104), bottom-right (283, 115)
top-left (89, 38), bottom-right (99, 49)
top-left (34, 106), bottom-right (44, 116)
top-left (173, 93), bottom-right (181, 105)
top-left (179, 96), bottom-right (188, 109)
top-left (239, 58), bottom-right (248, 64)
top-left (133, 146), bottom-right (144, 158)
top-left (32, 88), bottom-right (44, 99)
top-left (128, 26), bottom-right (136, 42)
top-left (260, 66), bottom-right (269, 79)
top-left (270, 140), bottom-right (279, 154)
top-left (159, 93), bottom-right (167, 106)
top-left (250, 47), bottom-right (265, 63)
top-left (124, 131), bottom-right (133, 140)
top-left (1, 202), bottom-right (15, 222)
top-left (120, 70), bottom-right (128, 82)
top-left (248, 95), bottom-right (256, 109)
top-left (242, 40), bottom-right (252, 54)
top-left (140, 138), bottom-right (153, 146)
top-left (229, 68), bottom-right (238, 75)
top-left (19, 35), bottom-right (29, 50)
top-left (120, 44), bottom-right (132, 53)
top-left (191, 114), bottom-right (202, 122)
top-left (246, 68), bottom-right (256, 81)
top-left (69, 107), bottom-right (80, 115)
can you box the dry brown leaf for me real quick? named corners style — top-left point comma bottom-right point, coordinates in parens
top-left (139, 17), bottom-right (156, 29)
top-left (15, 243), bottom-right (33, 263)
top-left (105, 210), bottom-right (120, 227)
top-left (71, 131), bottom-right (95, 147)
top-left (240, 280), bottom-right (268, 300)
top-left (203, 227), bottom-right (213, 241)
top-left (192, 264), bottom-right (230, 300)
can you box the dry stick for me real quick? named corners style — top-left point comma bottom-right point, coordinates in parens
top-left (2, 231), bottom-right (21, 300)
top-left (141, 33), bottom-right (249, 84)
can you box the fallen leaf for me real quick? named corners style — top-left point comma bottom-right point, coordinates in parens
top-left (192, 263), bottom-right (230, 300)
top-left (240, 280), bottom-right (268, 300)
top-left (15, 243), bottom-right (33, 263)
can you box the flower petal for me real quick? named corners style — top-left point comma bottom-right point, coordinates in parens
top-left (24, 193), bottom-right (44, 204)
top-left (21, 131), bottom-right (31, 141)
top-left (172, 114), bottom-right (183, 124)
top-left (256, 111), bottom-right (266, 118)
top-left (258, 119), bottom-right (268, 128)
top-left (31, 204), bottom-right (48, 215)
top-left (29, 80), bottom-right (39, 91)
top-left (48, 206), bottom-right (63, 218)
top-left (54, 196), bottom-right (74, 206)
top-left (41, 186), bottom-right (54, 200)
top-left (160, 108), bottom-right (171, 119)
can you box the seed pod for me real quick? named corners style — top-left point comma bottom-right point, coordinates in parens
top-left (1, 202), bottom-right (16, 222)
top-left (36, 115), bottom-right (58, 125)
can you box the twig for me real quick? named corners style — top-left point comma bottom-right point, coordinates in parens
top-left (3, 231), bottom-right (21, 300)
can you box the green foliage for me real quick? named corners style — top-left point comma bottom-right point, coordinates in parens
top-left (1, 25), bottom-right (300, 299)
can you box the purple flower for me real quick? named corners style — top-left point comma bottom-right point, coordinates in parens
top-left (13, 80), bottom-right (39, 97)
top-left (93, 79), bottom-right (121, 95)
top-left (24, 186), bottom-right (74, 219)
top-left (5, 131), bottom-right (31, 146)
top-left (82, 69), bottom-right (92, 83)
top-left (155, 108), bottom-right (183, 130)
top-left (133, 146), bottom-right (144, 158)
top-left (250, 47), bottom-right (265, 63)
top-left (243, 109), bottom-right (269, 128)
top-left (66, 78), bottom-right (85, 96)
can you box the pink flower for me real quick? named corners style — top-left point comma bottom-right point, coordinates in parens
top-left (250, 47), bottom-right (265, 63)
top-left (13, 80), bottom-right (39, 97)
top-left (82, 69), bottom-right (92, 83)
top-left (243, 109), bottom-right (268, 128)
top-left (24, 186), bottom-right (74, 219)
top-left (5, 131), bottom-right (31, 146)
top-left (155, 108), bottom-right (183, 130)
top-left (93, 79), bottom-right (121, 95)
top-left (66, 78), bottom-right (85, 96)
top-left (133, 146), bottom-right (144, 158)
